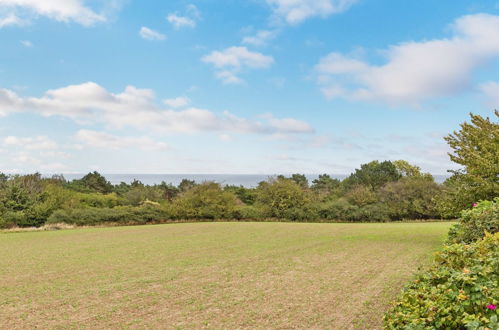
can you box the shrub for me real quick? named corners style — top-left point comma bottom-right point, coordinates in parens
top-left (448, 198), bottom-right (499, 244)
top-left (47, 205), bottom-right (173, 226)
top-left (318, 198), bottom-right (359, 221)
top-left (352, 203), bottom-right (391, 222)
top-left (283, 204), bottom-right (319, 221)
top-left (384, 232), bottom-right (499, 329)
top-left (255, 178), bottom-right (309, 219)
top-left (78, 192), bottom-right (122, 208)
top-left (0, 211), bottom-right (26, 228)
top-left (173, 182), bottom-right (238, 219)
top-left (379, 176), bottom-right (442, 220)
top-left (233, 205), bottom-right (263, 220)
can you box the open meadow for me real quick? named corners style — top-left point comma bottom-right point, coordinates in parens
top-left (0, 222), bottom-right (451, 329)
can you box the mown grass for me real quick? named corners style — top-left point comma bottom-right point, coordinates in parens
top-left (0, 222), bottom-right (451, 329)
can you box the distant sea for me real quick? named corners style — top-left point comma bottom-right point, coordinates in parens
top-left (58, 174), bottom-right (450, 187)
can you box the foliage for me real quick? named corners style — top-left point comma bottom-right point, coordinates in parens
top-left (384, 232), bottom-right (499, 330)
top-left (224, 185), bottom-right (258, 205)
top-left (311, 174), bottom-right (341, 196)
top-left (289, 173), bottom-right (309, 189)
top-left (172, 182), bottom-right (238, 219)
top-left (441, 111), bottom-right (499, 215)
top-left (68, 171), bottom-right (113, 194)
top-left (178, 179), bottom-right (197, 192)
top-left (318, 198), bottom-right (359, 221)
top-left (344, 185), bottom-right (378, 207)
top-left (255, 177), bottom-right (310, 219)
top-left (343, 160), bottom-right (401, 190)
top-left (379, 176), bottom-right (442, 219)
top-left (447, 198), bottom-right (499, 244)
top-left (47, 205), bottom-right (171, 226)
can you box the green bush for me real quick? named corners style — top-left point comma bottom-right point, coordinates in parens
top-left (233, 205), bottom-right (264, 220)
top-left (255, 178), bottom-right (310, 218)
top-left (318, 198), bottom-right (359, 221)
top-left (172, 182), bottom-right (238, 219)
top-left (352, 203), bottom-right (391, 222)
top-left (47, 205), bottom-right (172, 226)
top-left (379, 176), bottom-right (442, 220)
top-left (0, 211), bottom-right (26, 228)
top-left (384, 232), bottom-right (499, 329)
top-left (448, 198), bottom-right (499, 244)
top-left (283, 205), bottom-right (319, 221)
top-left (78, 192), bottom-right (122, 208)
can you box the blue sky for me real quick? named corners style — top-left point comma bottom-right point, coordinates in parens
top-left (0, 0), bottom-right (498, 174)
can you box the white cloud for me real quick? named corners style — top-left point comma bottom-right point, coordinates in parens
top-left (139, 26), bottom-right (166, 41)
top-left (316, 14), bottom-right (499, 106)
top-left (263, 114), bottom-right (315, 133)
top-left (0, 0), bottom-right (106, 26)
top-left (203, 47), bottom-right (274, 69)
top-left (202, 46), bottom-right (274, 84)
top-left (163, 97), bottom-right (190, 108)
top-left (3, 135), bottom-right (58, 150)
top-left (12, 152), bottom-right (41, 164)
top-left (20, 40), bottom-right (32, 47)
top-left (166, 4), bottom-right (199, 29)
top-left (0, 82), bottom-right (314, 136)
top-left (0, 88), bottom-right (23, 116)
top-left (242, 30), bottom-right (278, 47)
top-left (76, 130), bottom-right (170, 151)
top-left (167, 14), bottom-right (195, 29)
top-left (0, 13), bottom-right (24, 27)
top-left (266, 0), bottom-right (359, 25)
top-left (480, 81), bottom-right (499, 107)
top-left (215, 71), bottom-right (244, 85)
top-left (186, 4), bottom-right (201, 19)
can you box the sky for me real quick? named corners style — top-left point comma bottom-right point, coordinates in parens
top-left (0, 0), bottom-right (498, 175)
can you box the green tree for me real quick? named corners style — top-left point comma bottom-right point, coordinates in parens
top-left (311, 174), bottom-right (340, 194)
top-left (224, 185), bottom-right (257, 205)
top-left (69, 171), bottom-right (113, 194)
top-left (290, 174), bottom-right (309, 189)
top-left (440, 111), bottom-right (499, 215)
top-left (343, 160), bottom-right (401, 190)
top-left (178, 179), bottom-right (196, 192)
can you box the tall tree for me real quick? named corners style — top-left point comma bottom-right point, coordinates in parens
top-left (440, 111), bottom-right (499, 215)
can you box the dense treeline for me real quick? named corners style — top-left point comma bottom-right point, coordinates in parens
top-left (0, 161), bottom-right (451, 228)
top-left (0, 111), bottom-right (497, 229)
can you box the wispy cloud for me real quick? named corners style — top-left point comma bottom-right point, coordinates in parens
top-left (266, 0), bottom-right (359, 25)
top-left (76, 130), bottom-right (170, 151)
top-left (167, 4), bottom-right (200, 29)
top-left (242, 29), bottom-right (279, 47)
top-left (202, 46), bottom-right (274, 84)
top-left (20, 40), bottom-right (33, 47)
top-left (0, 82), bottom-right (314, 136)
top-left (163, 97), bottom-right (190, 108)
top-left (139, 26), bottom-right (166, 41)
top-left (0, 0), bottom-right (107, 27)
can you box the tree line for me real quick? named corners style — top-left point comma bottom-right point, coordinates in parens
top-left (0, 111), bottom-right (497, 228)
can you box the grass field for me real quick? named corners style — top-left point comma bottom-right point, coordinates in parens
top-left (0, 222), bottom-right (451, 329)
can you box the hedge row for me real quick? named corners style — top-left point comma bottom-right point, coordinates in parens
top-left (384, 199), bottom-right (499, 329)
